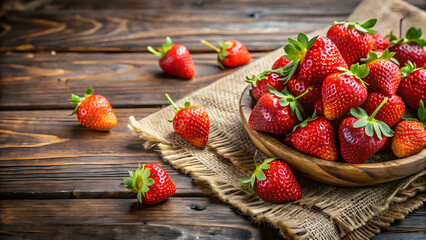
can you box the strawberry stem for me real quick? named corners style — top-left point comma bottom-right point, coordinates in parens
top-left (147, 46), bottom-right (162, 57)
top-left (165, 93), bottom-right (179, 111)
top-left (368, 97), bottom-right (388, 121)
top-left (200, 40), bottom-right (221, 53)
top-left (293, 88), bottom-right (312, 101)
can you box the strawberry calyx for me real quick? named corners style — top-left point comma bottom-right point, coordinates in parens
top-left (200, 39), bottom-right (233, 69)
top-left (123, 163), bottom-right (155, 205)
top-left (68, 87), bottom-right (94, 116)
top-left (361, 49), bottom-right (399, 65)
top-left (350, 97), bottom-right (394, 140)
top-left (282, 32), bottom-right (318, 82)
top-left (147, 37), bottom-right (173, 57)
top-left (332, 19), bottom-right (377, 34)
top-left (291, 110), bottom-right (318, 133)
top-left (239, 152), bottom-right (275, 193)
top-left (165, 93), bottom-right (191, 122)
top-left (245, 63), bottom-right (294, 86)
top-left (389, 27), bottom-right (426, 47)
top-left (400, 61), bottom-right (419, 79)
top-left (267, 84), bottom-right (309, 121)
top-left (337, 63), bottom-right (369, 86)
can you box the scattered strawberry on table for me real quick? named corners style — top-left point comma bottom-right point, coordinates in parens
top-left (165, 94), bottom-right (210, 148)
top-left (124, 163), bottom-right (176, 205)
top-left (240, 153), bottom-right (302, 203)
top-left (201, 39), bottom-right (251, 68)
top-left (388, 27), bottom-right (426, 67)
top-left (148, 37), bottom-right (195, 79)
top-left (69, 87), bottom-right (117, 131)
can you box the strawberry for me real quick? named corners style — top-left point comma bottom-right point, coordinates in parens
top-left (362, 92), bottom-right (405, 128)
top-left (248, 85), bottom-right (309, 134)
top-left (372, 33), bottom-right (390, 51)
top-left (391, 100), bottom-right (426, 157)
top-left (69, 87), bottom-right (117, 131)
top-left (291, 112), bottom-right (338, 161)
top-left (282, 33), bottom-right (348, 85)
top-left (286, 76), bottom-right (322, 116)
top-left (327, 19), bottom-right (376, 66)
top-left (398, 62), bottom-right (426, 110)
top-left (339, 98), bottom-right (394, 163)
top-left (388, 28), bottom-right (426, 67)
top-left (165, 94), bottom-right (209, 147)
top-left (246, 72), bottom-right (285, 101)
top-left (124, 163), bottom-right (176, 205)
top-left (322, 64), bottom-right (369, 121)
top-left (148, 37), bottom-right (195, 79)
top-left (314, 99), bottom-right (324, 116)
top-left (201, 39), bottom-right (250, 68)
top-left (240, 154), bottom-right (302, 203)
top-left (362, 49), bottom-right (401, 95)
top-left (272, 56), bottom-right (292, 70)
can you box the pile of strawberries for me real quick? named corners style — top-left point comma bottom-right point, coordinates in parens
top-left (247, 19), bottom-right (426, 164)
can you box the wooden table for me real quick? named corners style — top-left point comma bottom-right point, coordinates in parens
top-left (1, 0), bottom-right (425, 239)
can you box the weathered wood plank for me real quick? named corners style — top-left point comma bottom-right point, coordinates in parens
top-left (0, 52), bottom-right (265, 109)
top-left (0, 198), bottom-right (423, 240)
top-left (0, 10), bottom-right (344, 52)
top-left (0, 109), bottom-right (212, 198)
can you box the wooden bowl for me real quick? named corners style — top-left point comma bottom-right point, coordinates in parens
top-left (240, 86), bottom-right (426, 187)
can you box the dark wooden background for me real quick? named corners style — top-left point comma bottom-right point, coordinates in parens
top-left (0, 0), bottom-right (425, 239)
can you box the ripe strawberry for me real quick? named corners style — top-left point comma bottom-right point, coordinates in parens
top-left (287, 76), bottom-right (322, 116)
top-left (201, 39), bottom-right (250, 68)
top-left (398, 62), bottom-right (426, 110)
top-left (372, 33), bottom-right (390, 51)
top-left (69, 87), bottom-right (117, 131)
top-left (391, 100), bottom-right (426, 157)
top-left (362, 49), bottom-right (401, 95)
top-left (272, 56), bottom-right (292, 70)
top-left (291, 113), bottom-right (338, 161)
top-left (339, 98), bottom-right (394, 163)
top-left (240, 154), bottom-right (302, 203)
top-left (322, 64), bottom-right (369, 121)
top-left (388, 28), bottom-right (426, 67)
top-left (314, 99), bottom-right (324, 116)
top-left (166, 94), bottom-right (209, 147)
top-left (246, 72), bottom-right (285, 101)
top-left (282, 33), bottom-right (348, 84)
top-left (362, 92), bottom-right (405, 128)
top-left (248, 85), bottom-right (309, 134)
top-left (148, 37), bottom-right (195, 79)
top-left (124, 163), bottom-right (176, 205)
top-left (327, 19), bottom-right (376, 66)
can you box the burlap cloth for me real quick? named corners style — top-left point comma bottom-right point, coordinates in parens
top-left (129, 0), bottom-right (426, 239)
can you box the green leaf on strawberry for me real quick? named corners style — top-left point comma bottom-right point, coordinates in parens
top-left (292, 110), bottom-right (318, 132)
top-left (123, 163), bottom-right (155, 205)
top-left (148, 37), bottom-right (173, 57)
top-left (68, 87), bottom-right (94, 115)
top-left (361, 49), bottom-right (399, 65)
top-left (239, 152), bottom-right (275, 193)
top-left (389, 27), bottom-right (426, 47)
top-left (350, 97), bottom-right (394, 140)
top-left (337, 63), bottom-right (369, 85)
top-left (333, 19), bottom-right (377, 34)
top-left (267, 84), bottom-right (309, 121)
top-left (400, 61), bottom-right (418, 79)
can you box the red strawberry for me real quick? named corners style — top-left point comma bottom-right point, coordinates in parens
top-left (392, 100), bottom-right (426, 157)
top-left (124, 163), bottom-right (176, 205)
top-left (291, 113), bottom-right (338, 161)
top-left (287, 76), bottom-right (322, 116)
top-left (246, 72), bottom-right (284, 101)
top-left (283, 33), bottom-right (348, 85)
top-left (166, 94), bottom-right (209, 147)
top-left (314, 99), bottom-right (324, 116)
top-left (69, 87), bottom-right (117, 131)
top-left (240, 154), bottom-right (302, 203)
top-left (362, 49), bottom-right (401, 95)
top-left (327, 19), bottom-right (376, 66)
top-left (272, 56), bottom-right (292, 70)
top-left (248, 85), bottom-right (309, 134)
top-left (201, 39), bottom-right (250, 68)
top-left (339, 98), bottom-right (394, 163)
top-left (398, 62), bottom-right (426, 110)
top-left (362, 92), bottom-right (405, 127)
top-left (322, 64), bottom-right (369, 121)
top-left (148, 37), bottom-right (195, 79)
top-left (372, 33), bottom-right (390, 51)
top-left (388, 28), bottom-right (426, 67)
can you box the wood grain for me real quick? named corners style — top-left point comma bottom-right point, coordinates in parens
top-left (0, 10), bottom-right (344, 52)
top-left (0, 109), bottom-right (212, 198)
top-left (239, 86), bottom-right (426, 187)
top-left (0, 52), bottom-right (264, 110)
